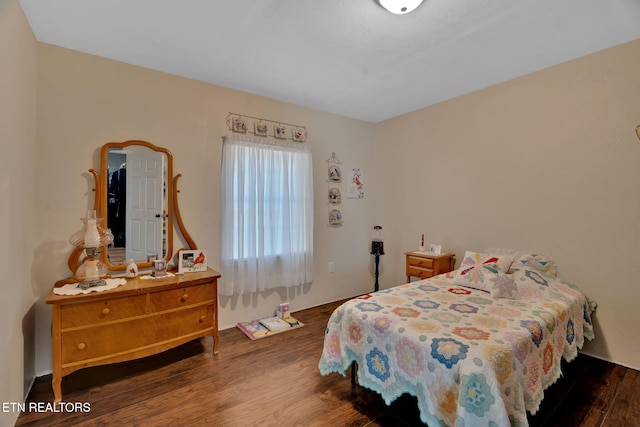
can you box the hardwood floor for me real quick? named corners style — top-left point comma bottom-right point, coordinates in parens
top-left (16, 299), bottom-right (640, 427)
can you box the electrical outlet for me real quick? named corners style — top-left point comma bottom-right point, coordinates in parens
top-left (328, 261), bottom-right (335, 273)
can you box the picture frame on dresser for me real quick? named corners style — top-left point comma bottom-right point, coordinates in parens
top-left (429, 244), bottom-right (442, 254)
top-left (178, 249), bottom-right (208, 273)
top-left (152, 259), bottom-right (167, 277)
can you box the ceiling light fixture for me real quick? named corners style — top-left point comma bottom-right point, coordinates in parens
top-left (377, 0), bottom-right (424, 14)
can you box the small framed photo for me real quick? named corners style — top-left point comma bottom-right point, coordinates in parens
top-left (429, 244), bottom-right (442, 255)
top-left (274, 125), bottom-right (287, 139)
top-left (255, 122), bottom-right (268, 137)
top-left (233, 117), bottom-right (248, 133)
top-left (152, 259), bottom-right (167, 277)
top-left (178, 250), bottom-right (208, 273)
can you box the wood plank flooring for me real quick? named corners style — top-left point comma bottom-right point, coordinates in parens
top-left (16, 299), bottom-right (640, 426)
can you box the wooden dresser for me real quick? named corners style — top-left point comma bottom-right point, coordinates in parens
top-left (46, 268), bottom-right (220, 402)
top-left (405, 251), bottom-right (455, 282)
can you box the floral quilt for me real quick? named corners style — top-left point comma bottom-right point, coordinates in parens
top-left (318, 268), bottom-right (596, 426)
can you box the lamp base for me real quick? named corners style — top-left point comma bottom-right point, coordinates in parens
top-left (77, 278), bottom-right (107, 290)
top-left (370, 241), bottom-right (384, 255)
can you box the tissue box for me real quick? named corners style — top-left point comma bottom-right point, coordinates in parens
top-left (277, 302), bottom-right (290, 318)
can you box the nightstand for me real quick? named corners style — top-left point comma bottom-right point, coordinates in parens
top-left (405, 251), bottom-right (455, 282)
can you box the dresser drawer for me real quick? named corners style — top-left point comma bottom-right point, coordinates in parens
top-left (60, 294), bottom-right (148, 329)
top-left (148, 282), bottom-right (214, 312)
top-left (407, 256), bottom-right (434, 269)
top-left (60, 304), bottom-right (214, 365)
top-left (407, 265), bottom-right (434, 279)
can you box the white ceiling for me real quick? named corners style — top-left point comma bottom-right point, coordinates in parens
top-left (18, 0), bottom-right (640, 123)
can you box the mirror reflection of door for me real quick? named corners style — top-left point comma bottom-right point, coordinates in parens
top-left (107, 153), bottom-right (127, 262)
top-left (125, 151), bottom-right (164, 261)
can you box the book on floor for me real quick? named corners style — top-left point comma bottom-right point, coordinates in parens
top-left (280, 316), bottom-right (300, 327)
top-left (237, 315), bottom-right (304, 340)
top-left (258, 316), bottom-right (292, 331)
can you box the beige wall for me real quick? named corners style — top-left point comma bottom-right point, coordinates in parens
top-left (0, 0), bottom-right (38, 425)
top-left (375, 38), bottom-right (640, 370)
top-left (4, 0), bottom-right (639, 412)
top-left (33, 43), bottom-right (379, 375)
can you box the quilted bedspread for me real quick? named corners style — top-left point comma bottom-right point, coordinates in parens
top-left (318, 268), bottom-right (596, 426)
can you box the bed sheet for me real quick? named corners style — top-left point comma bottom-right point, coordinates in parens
top-left (318, 268), bottom-right (595, 426)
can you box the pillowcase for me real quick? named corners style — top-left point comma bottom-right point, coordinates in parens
top-left (512, 252), bottom-right (557, 277)
top-left (489, 274), bottom-right (519, 299)
top-left (484, 248), bottom-right (558, 278)
top-left (451, 251), bottom-right (514, 292)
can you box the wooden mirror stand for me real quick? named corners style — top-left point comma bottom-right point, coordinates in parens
top-left (57, 140), bottom-right (197, 285)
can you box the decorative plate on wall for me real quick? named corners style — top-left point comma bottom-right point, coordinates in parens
top-left (328, 165), bottom-right (341, 182)
top-left (329, 187), bottom-right (341, 204)
top-left (329, 209), bottom-right (343, 225)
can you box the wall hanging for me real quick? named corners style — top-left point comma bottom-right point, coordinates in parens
top-left (226, 112), bottom-right (307, 142)
top-left (347, 168), bottom-right (365, 199)
top-left (326, 152), bottom-right (343, 226)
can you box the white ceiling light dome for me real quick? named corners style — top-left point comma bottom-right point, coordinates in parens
top-left (377, 0), bottom-right (424, 14)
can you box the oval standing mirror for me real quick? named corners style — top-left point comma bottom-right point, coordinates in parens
top-left (100, 140), bottom-right (174, 271)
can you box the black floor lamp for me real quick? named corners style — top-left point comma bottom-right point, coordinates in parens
top-left (370, 225), bottom-right (384, 292)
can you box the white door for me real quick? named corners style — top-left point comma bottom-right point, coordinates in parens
top-left (125, 151), bottom-right (164, 261)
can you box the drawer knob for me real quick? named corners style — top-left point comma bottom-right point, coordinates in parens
top-left (199, 315), bottom-right (206, 323)
top-left (77, 343), bottom-right (86, 350)
top-left (102, 308), bottom-right (111, 315)
top-left (181, 293), bottom-right (189, 302)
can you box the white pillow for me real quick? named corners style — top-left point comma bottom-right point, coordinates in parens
top-left (489, 274), bottom-right (519, 299)
top-left (484, 248), bottom-right (558, 277)
top-left (451, 251), bottom-right (514, 292)
top-left (512, 253), bottom-right (557, 277)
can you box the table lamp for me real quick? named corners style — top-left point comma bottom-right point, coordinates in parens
top-left (370, 225), bottom-right (384, 291)
top-left (69, 210), bottom-right (114, 289)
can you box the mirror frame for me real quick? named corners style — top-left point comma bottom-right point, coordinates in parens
top-left (99, 140), bottom-right (174, 271)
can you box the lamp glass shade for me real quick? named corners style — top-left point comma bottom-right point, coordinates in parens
top-left (370, 225), bottom-right (385, 255)
top-left (69, 210), bottom-right (114, 248)
top-left (378, 0), bottom-right (424, 14)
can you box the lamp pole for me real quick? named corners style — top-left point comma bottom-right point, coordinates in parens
top-left (373, 253), bottom-right (381, 292)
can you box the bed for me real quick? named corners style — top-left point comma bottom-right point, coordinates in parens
top-left (318, 251), bottom-right (596, 426)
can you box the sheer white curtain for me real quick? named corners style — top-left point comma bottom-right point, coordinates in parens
top-left (220, 134), bottom-right (314, 295)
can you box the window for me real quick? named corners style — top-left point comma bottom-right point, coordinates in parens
top-left (220, 134), bottom-right (314, 295)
